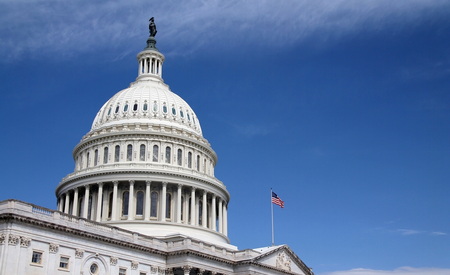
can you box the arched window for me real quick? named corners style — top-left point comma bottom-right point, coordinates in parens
top-left (196, 155), bottom-right (200, 171)
top-left (136, 191), bottom-right (144, 216)
top-left (199, 200), bottom-right (203, 225)
top-left (122, 191), bottom-right (129, 217)
top-left (86, 152), bottom-right (90, 167)
top-left (143, 102), bottom-right (148, 111)
top-left (114, 145), bottom-right (120, 162)
top-left (94, 149), bottom-right (98, 166)
top-left (108, 192), bottom-right (113, 219)
top-left (152, 145), bottom-right (159, 162)
top-left (103, 147), bottom-right (109, 164)
top-left (150, 191), bottom-right (158, 218)
top-left (177, 149), bottom-right (182, 166)
top-left (188, 152), bottom-right (192, 168)
top-left (166, 193), bottom-right (172, 219)
top-left (133, 103), bottom-right (138, 111)
top-left (165, 147), bottom-right (171, 164)
top-left (127, 144), bottom-right (133, 161)
top-left (140, 144), bottom-right (146, 161)
top-left (203, 159), bottom-right (207, 173)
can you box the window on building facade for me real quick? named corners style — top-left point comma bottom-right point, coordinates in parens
top-left (87, 152), bottom-right (90, 167)
top-left (143, 102), bottom-right (148, 111)
top-left (104, 147), bottom-right (109, 164)
top-left (150, 191), bottom-right (158, 218)
top-left (115, 145), bottom-right (120, 162)
top-left (119, 268), bottom-right (127, 275)
top-left (133, 103), bottom-right (138, 111)
top-left (94, 149), bottom-right (98, 166)
top-left (152, 145), bottom-right (159, 162)
top-left (138, 144), bottom-right (145, 161)
top-left (165, 146), bottom-right (171, 164)
top-left (122, 191), bottom-right (129, 217)
top-left (136, 191), bottom-right (144, 216)
top-left (59, 256), bottom-right (69, 270)
top-left (31, 251), bottom-right (42, 265)
top-left (127, 144), bottom-right (133, 161)
top-left (196, 155), bottom-right (200, 171)
top-left (177, 149), bottom-right (182, 166)
top-left (188, 152), bottom-right (192, 168)
top-left (90, 263), bottom-right (99, 274)
top-left (166, 193), bottom-right (172, 219)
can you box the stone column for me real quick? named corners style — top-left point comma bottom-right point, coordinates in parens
top-left (190, 188), bottom-right (196, 225)
top-left (183, 266), bottom-right (192, 275)
top-left (127, 180), bottom-right (134, 220)
top-left (202, 191), bottom-right (207, 228)
top-left (96, 183), bottom-right (103, 222)
top-left (72, 188), bottom-right (79, 216)
top-left (145, 181), bottom-right (151, 220)
top-left (111, 181), bottom-right (118, 221)
top-left (161, 182), bottom-right (167, 221)
top-left (64, 193), bottom-right (70, 214)
top-left (177, 184), bottom-right (182, 223)
top-left (218, 199), bottom-right (223, 234)
top-left (223, 203), bottom-right (228, 236)
top-left (211, 194), bottom-right (216, 231)
top-left (82, 185), bottom-right (90, 219)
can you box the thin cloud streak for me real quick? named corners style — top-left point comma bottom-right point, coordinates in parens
top-left (1, 0), bottom-right (449, 61)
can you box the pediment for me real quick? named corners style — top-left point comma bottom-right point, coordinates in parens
top-left (250, 245), bottom-right (312, 275)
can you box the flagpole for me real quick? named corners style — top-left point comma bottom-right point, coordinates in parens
top-left (271, 188), bottom-right (274, 246)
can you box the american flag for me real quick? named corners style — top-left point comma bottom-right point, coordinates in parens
top-left (271, 191), bottom-right (284, 208)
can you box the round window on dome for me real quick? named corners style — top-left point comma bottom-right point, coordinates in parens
top-left (153, 101), bottom-right (158, 112)
top-left (187, 112), bottom-right (191, 121)
top-left (107, 107), bottom-right (112, 116)
top-left (180, 110), bottom-right (184, 118)
top-left (172, 106), bottom-right (176, 115)
top-left (133, 103), bottom-right (138, 111)
top-left (124, 104), bottom-right (129, 112)
top-left (162, 104), bottom-right (167, 114)
top-left (143, 102), bottom-right (148, 111)
top-left (115, 105), bottom-right (120, 114)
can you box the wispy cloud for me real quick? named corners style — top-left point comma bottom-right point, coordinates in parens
top-left (396, 229), bottom-right (422, 236)
top-left (395, 228), bottom-right (447, 236)
top-left (320, 267), bottom-right (450, 275)
top-left (1, 0), bottom-right (449, 61)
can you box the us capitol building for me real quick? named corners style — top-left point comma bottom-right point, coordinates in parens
top-left (0, 20), bottom-right (314, 275)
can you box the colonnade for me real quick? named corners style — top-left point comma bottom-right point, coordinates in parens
top-left (57, 181), bottom-right (228, 235)
top-left (139, 56), bottom-right (162, 77)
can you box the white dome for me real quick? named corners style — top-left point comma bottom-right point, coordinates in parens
top-left (91, 79), bottom-right (202, 136)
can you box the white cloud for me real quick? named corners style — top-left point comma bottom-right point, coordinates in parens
top-left (397, 229), bottom-right (421, 236)
top-left (0, 0), bottom-right (449, 61)
top-left (320, 267), bottom-right (450, 275)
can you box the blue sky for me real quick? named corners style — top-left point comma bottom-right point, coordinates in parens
top-left (1, 1), bottom-right (449, 274)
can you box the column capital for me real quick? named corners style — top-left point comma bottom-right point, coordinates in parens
top-left (113, 181), bottom-right (119, 186)
top-left (129, 180), bottom-right (135, 184)
top-left (162, 181), bottom-right (168, 186)
top-left (146, 180), bottom-right (152, 185)
top-left (97, 182), bottom-right (104, 187)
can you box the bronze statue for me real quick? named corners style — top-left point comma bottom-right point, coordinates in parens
top-left (149, 17), bottom-right (157, 37)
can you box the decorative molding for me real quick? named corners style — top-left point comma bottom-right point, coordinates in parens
top-left (0, 233), bottom-right (6, 244)
top-left (131, 260), bottom-right (138, 270)
top-left (20, 236), bottom-right (31, 247)
top-left (8, 234), bottom-right (19, 246)
top-left (110, 257), bottom-right (118, 266)
top-left (49, 243), bottom-right (59, 253)
top-left (75, 248), bottom-right (84, 258)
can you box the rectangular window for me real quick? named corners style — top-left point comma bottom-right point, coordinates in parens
top-left (140, 272), bottom-right (147, 275)
top-left (119, 268), bottom-right (127, 275)
top-left (59, 256), bottom-right (69, 269)
top-left (31, 251), bottom-right (42, 265)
